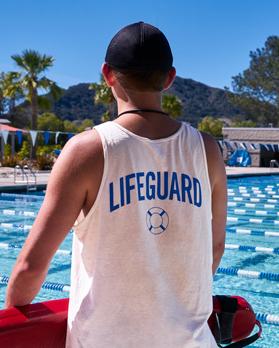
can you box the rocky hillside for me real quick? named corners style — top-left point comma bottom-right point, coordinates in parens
top-left (12, 76), bottom-right (242, 127)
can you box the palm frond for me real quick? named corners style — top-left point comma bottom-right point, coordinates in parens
top-left (1, 71), bottom-right (23, 98)
top-left (38, 77), bottom-right (62, 100)
top-left (12, 49), bottom-right (54, 75)
top-left (11, 54), bottom-right (29, 71)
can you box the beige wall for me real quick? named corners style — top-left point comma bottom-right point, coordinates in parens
top-left (222, 128), bottom-right (279, 167)
top-left (222, 127), bottom-right (279, 143)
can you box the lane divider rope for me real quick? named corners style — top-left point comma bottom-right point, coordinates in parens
top-left (0, 275), bottom-right (70, 292)
top-left (228, 202), bottom-right (277, 210)
top-left (0, 242), bottom-right (71, 255)
top-left (226, 227), bottom-right (279, 237)
top-left (225, 243), bottom-right (279, 254)
top-left (227, 216), bottom-right (279, 224)
top-left (216, 267), bottom-right (279, 281)
top-left (256, 313), bottom-right (279, 326)
top-left (0, 193), bottom-right (44, 200)
top-left (0, 209), bottom-right (36, 217)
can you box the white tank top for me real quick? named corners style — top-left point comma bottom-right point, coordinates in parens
top-left (66, 121), bottom-right (217, 348)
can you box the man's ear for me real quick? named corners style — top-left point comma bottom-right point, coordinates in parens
top-left (102, 63), bottom-right (115, 87)
top-left (163, 67), bottom-right (176, 90)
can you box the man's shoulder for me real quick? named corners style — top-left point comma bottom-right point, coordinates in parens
top-left (65, 129), bottom-right (102, 156)
top-left (57, 128), bottom-right (103, 173)
top-left (200, 131), bottom-right (226, 189)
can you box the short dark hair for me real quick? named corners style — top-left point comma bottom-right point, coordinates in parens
top-left (111, 66), bottom-right (170, 92)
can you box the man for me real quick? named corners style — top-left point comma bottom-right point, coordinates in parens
top-left (5, 22), bottom-right (226, 347)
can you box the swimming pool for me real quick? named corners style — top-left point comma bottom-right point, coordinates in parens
top-left (0, 175), bottom-right (278, 347)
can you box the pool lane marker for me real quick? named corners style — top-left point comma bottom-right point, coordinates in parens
top-left (0, 242), bottom-right (71, 255)
top-left (225, 243), bottom-right (279, 254)
top-left (216, 267), bottom-right (279, 281)
top-left (226, 227), bottom-right (279, 237)
top-left (228, 202), bottom-right (276, 209)
top-left (0, 223), bottom-right (33, 230)
top-left (231, 197), bottom-right (278, 203)
top-left (228, 193), bottom-right (279, 200)
top-left (0, 193), bottom-right (44, 200)
top-left (227, 216), bottom-right (279, 224)
top-left (256, 313), bottom-right (279, 326)
top-left (0, 209), bottom-right (35, 217)
top-left (0, 275), bottom-right (70, 293)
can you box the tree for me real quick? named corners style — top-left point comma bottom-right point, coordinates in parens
top-left (0, 71), bottom-right (23, 121)
top-left (77, 119), bottom-right (94, 132)
top-left (0, 73), bottom-right (5, 116)
top-left (37, 112), bottom-right (64, 131)
top-left (198, 116), bottom-right (223, 138)
top-left (162, 94), bottom-right (183, 119)
top-left (11, 49), bottom-right (61, 130)
top-left (89, 76), bottom-right (116, 121)
top-left (231, 120), bottom-right (257, 128)
top-left (230, 36), bottom-right (279, 126)
top-left (63, 120), bottom-right (79, 133)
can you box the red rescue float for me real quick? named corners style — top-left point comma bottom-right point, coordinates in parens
top-left (0, 296), bottom-right (261, 347)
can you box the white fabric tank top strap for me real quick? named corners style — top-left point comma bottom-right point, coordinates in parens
top-left (107, 120), bottom-right (186, 143)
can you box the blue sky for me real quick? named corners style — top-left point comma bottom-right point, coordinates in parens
top-left (1, 0), bottom-right (279, 90)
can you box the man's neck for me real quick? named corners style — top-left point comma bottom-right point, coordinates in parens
top-left (116, 90), bottom-right (163, 116)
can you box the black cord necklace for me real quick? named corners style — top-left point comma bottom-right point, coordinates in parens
top-left (117, 108), bottom-right (168, 117)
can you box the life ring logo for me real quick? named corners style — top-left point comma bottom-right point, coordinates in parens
top-left (146, 207), bottom-right (169, 235)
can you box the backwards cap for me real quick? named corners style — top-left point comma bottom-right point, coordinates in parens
top-left (105, 22), bottom-right (173, 72)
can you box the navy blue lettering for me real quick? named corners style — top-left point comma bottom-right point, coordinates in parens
top-left (120, 177), bottom-right (125, 207)
top-left (193, 178), bottom-right (202, 207)
top-left (136, 172), bottom-right (145, 201)
top-left (181, 174), bottom-right (193, 204)
top-left (169, 172), bottom-right (181, 201)
top-left (109, 171), bottom-right (202, 212)
top-left (157, 171), bottom-right (168, 199)
top-left (109, 182), bottom-right (119, 212)
top-left (146, 171), bottom-right (156, 200)
top-left (125, 173), bottom-right (136, 205)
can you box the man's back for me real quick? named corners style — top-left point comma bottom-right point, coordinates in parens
top-left (66, 121), bottom-right (218, 348)
top-left (5, 22), bottom-right (226, 348)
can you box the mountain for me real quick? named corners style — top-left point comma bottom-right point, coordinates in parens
top-left (53, 83), bottom-right (105, 122)
top-left (167, 77), bottom-right (241, 125)
top-left (11, 76), bottom-right (242, 128)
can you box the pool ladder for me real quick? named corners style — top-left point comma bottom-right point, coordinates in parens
top-left (270, 159), bottom-right (279, 168)
top-left (14, 165), bottom-right (37, 190)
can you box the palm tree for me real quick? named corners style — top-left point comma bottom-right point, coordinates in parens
top-left (0, 71), bottom-right (23, 123)
top-left (11, 49), bottom-right (61, 130)
top-left (89, 75), bottom-right (116, 121)
top-left (162, 94), bottom-right (183, 119)
top-left (0, 73), bottom-right (5, 116)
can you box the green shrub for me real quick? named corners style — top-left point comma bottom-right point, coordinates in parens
top-left (4, 144), bottom-right (12, 157)
top-left (17, 141), bottom-right (30, 160)
top-left (34, 155), bottom-right (54, 170)
top-left (1, 156), bottom-right (18, 167)
top-left (36, 145), bottom-right (62, 157)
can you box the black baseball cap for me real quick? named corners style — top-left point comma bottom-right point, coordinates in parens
top-left (105, 22), bottom-right (173, 72)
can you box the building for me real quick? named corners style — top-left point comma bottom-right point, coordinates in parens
top-left (222, 127), bottom-right (279, 167)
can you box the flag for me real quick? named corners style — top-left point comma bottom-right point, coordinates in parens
top-left (29, 131), bottom-right (38, 146)
top-left (43, 131), bottom-right (50, 145)
top-left (16, 130), bottom-right (23, 145)
top-left (1, 130), bottom-right (9, 144)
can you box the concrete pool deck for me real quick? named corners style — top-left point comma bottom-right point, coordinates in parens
top-left (0, 166), bottom-right (279, 190)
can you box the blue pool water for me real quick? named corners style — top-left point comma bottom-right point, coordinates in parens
top-left (0, 175), bottom-right (278, 347)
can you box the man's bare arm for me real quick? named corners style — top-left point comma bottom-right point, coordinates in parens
top-left (5, 130), bottom-right (103, 308)
top-left (201, 132), bottom-right (227, 275)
